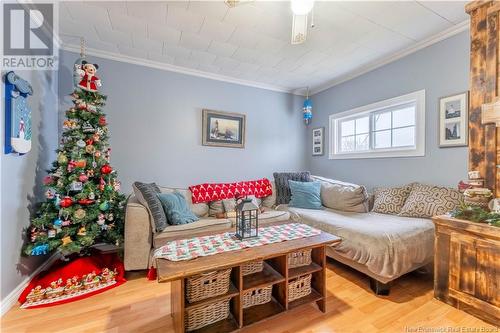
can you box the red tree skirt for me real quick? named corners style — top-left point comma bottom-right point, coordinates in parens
top-left (19, 253), bottom-right (126, 309)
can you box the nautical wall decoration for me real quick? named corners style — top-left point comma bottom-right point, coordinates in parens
top-left (4, 71), bottom-right (34, 154)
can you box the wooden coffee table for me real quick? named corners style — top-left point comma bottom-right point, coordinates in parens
top-left (156, 223), bottom-right (341, 333)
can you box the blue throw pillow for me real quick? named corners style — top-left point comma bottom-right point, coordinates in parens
top-left (288, 180), bottom-right (322, 210)
top-left (157, 191), bottom-right (199, 225)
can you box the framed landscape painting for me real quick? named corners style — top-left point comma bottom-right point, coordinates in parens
top-left (202, 109), bottom-right (246, 148)
top-left (439, 92), bottom-right (468, 147)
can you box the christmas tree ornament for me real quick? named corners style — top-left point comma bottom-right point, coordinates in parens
top-left (105, 184), bottom-right (113, 191)
top-left (76, 60), bottom-right (102, 92)
top-left (94, 151), bottom-right (101, 158)
top-left (82, 122), bottom-right (94, 133)
top-left (48, 229), bottom-right (56, 238)
top-left (99, 201), bottom-right (110, 211)
top-left (113, 180), bottom-right (121, 191)
top-left (69, 181), bottom-right (83, 192)
top-left (45, 188), bottom-right (56, 199)
top-left (85, 139), bottom-right (93, 146)
top-left (86, 169), bottom-right (95, 177)
top-left (53, 168), bottom-right (63, 178)
top-left (67, 161), bottom-right (76, 172)
top-left (88, 192), bottom-right (95, 200)
top-left (98, 116), bottom-right (107, 126)
top-left (57, 179), bottom-right (64, 188)
top-left (78, 198), bottom-right (94, 206)
top-left (57, 153), bottom-right (68, 164)
top-left (54, 194), bottom-right (61, 208)
top-left (60, 197), bottom-right (73, 208)
top-left (76, 139), bottom-right (86, 148)
top-left (53, 218), bottom-right (63, 227)
top-left (31, 244), bottom-right (49, 255)
top-left (77, 227), bottom-right (86, 236)
top-left (99, 177), bottom-right (106, 191)
top-left (87, 104), bottom-right (97, 113)
top-left (75, 159), bottom-right (87, 168)
top-left (61, 236), bottom-right (72, 246)
top-left (92, 133), bottom-right (100, 142)
top-left (61, 220), bottom-right (71, 226)
top-left (85, 144), bottom-right (95, 154)
top-left (74, 208), bottom-right (86, 220)
top-left (43, 176), bottom-right (54, 185)
top-left (78, 173), bottom-right (88, 182)
top-left (92, 160), bottom-right (97, 168)
top-left (100, 164), bottom-right (112, 174)
top-left (97, 214), bottom-right (106, 225)
top-left (107, 213), bottom-right (114, 221)
top-left (77, 101), bottom-right (87, 110)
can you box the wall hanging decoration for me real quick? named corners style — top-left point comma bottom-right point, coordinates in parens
top-left (303, 88), bottom-right (312, 125)
top-left (312, 127), bottom-right (324, 156)
top-left (439, 92), bottom-right (469, 147)
top-left (4, 71), bottom-right (34, 154)
top-left (202, 109), bottom-right (246, 148)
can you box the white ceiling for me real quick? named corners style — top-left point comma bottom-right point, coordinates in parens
top-left (59, 1), bottom-right (469, 94)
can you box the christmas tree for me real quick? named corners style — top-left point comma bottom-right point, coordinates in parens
top-left (24, 59), bottom-right (125, 256)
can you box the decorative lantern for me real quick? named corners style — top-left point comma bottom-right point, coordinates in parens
top-left (303, 88), bottom-right (312, 125)
top-left (235, 197), bottom-right (259, 240)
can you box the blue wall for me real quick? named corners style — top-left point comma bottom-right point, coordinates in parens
top-left (307, 31), bottom-right (470, 190)
top-left (59, 50), bottom-right (307, 192)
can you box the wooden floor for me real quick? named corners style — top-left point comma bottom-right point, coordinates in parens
top-left (2, 259), bottom-right (496, 333)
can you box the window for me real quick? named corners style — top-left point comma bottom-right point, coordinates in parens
top-left (329, 90), bottom-right (425, 159)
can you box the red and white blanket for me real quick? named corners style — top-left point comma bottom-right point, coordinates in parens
top-left (189, 178), bottom-right (272, 204)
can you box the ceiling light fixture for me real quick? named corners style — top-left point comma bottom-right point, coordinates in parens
top-left (291, 0), bottom-right (315, 45)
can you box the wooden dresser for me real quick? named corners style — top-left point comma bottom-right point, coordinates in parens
top-left (432, 215), bottom-right (499, 324)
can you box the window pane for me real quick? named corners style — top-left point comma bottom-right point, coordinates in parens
top-left (393, 106), bottom-right (415, 128)
top-left (374, 112), bottom-right (391, 131)
top-left (355, 116), bottom-right (369, 134)
top-left (393, 127), bottom-right (415, 147)
top-left (355, 134), bottom-right (369, 150)
top-left (341, 135), bottom-right (355, 152)
top-left (374, 130), bottom-right (391, 149)
top-left (341, 120), bottom-right (355, 136)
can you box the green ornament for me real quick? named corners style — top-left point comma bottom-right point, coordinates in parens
top-left (105, 185), bottom-right (113, 191)
top-left (99, 201), bottom-right (110, 211)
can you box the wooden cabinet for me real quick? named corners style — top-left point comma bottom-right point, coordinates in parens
top-left (433, 216), bottom-right (500, 324)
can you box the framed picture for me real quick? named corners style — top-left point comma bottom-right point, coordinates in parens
top-left (312, 127), bottom-right (324, 156)
top-left (202, 109), bottom-right (245, 148)
top-left (439, 92), bottom-right (468, 147)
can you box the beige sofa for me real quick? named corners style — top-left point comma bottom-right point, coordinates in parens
top-left (124, 184), bottom-right (290, 271)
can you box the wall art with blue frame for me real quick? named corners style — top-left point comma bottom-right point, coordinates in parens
top-left (4, 71), bottom-right (34, 155)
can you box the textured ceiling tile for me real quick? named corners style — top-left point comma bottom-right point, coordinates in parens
top-left (187, 1), bottom-right (229, 21)
top-left (85, 1), bottom-right (127, 15)
top-left (108, 10), bottom-right (148, 37)
top-left (96, 25), bottom-right (133, 45)
top-left (417, 1), bottom-right (468, 24)
top-left (148, 23), bottom-right (181, 45)
top-left (254, 35), bottom-right (287, 54)
top-left (236, 62), bottom-right (260, 73)
top-left (228, 27), bottom-right (260, 49)
top-left (223, 4), bottom-right (262, 28)
top-left (213, 56), bottom-right (240, 70)
top-left (255, 53), bottom-right (284, 67)
top-left (117, 44), bottom-right (148, 58)
top-left (60, 19), bottom-right (100, 40)
top-left (126, 1), bottom-right (167, 24)
top-left (148, 51), bottom-right (175, 64)
top-left (232, 47), bottom-right (261, 63)
top-left (190, 50), bottom-right (217, 65)
top-left (174, 57), bottom-right (199, 70)
top-left (167, 6), bottom-right (205, 34)
top-left (132, 36), bottom-right (163, 54)
top-left (179, 32), bottom-right (211, 51)
top-left (63, 2), bottom-right (111, 26)
top-left (197, 63), bottom-right (222, 73)
top-left (199, 19), bottom-right (236, 43)
top-left (164, 45), bottom-right (192, 59)
top-left (207, 40), bottom-right (238, 57)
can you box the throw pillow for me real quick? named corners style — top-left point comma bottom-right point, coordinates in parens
top-left (208, 200), bottom-right (225, 217)
top-left (157, 192), bottom-right (199, 225)
top-left (133, 182), bottom-right (168, 232)
top-left (288, 180), bottom-right (322, 210)
top-left (372, 185), bottom-right (413, 215)
top-left (273, 171), bottom-right (312, 205)
top-left (399, 183), bottom-right (463, 218)
top-left (312, 176), bottom-right (369, 213)
top-left (261, 181), bottom-right (276, 208)
top-left (222, 195), bottom-right (261, 215)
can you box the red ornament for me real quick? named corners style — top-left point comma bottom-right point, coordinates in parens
top-left (99, 177), bottom-right (105, 191)
top-left (98, 116), bottom-right (107, 126)
top-left (78, 173), bottom-right (88, 182)
top-left (43, 176), bottom-right (54, 185)
top-left (78, 198), bottom-right (95, 206)
top-left (101, 164), bottom-right (112, 174)
top-left (60, 196), bottom-right (73, 208)
top-left (85, 139), bottom-right (94, 146)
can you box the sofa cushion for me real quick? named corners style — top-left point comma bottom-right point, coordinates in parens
top-left (312, 176), bottom-right (369, 213)
top-left (208, 200), bottom-right (225, 217)
top-left (222, 195), bottom-right (261, 214)
top-left (273, 171), bottom-right (312, 205)
top-left (289, 180), bottom-right (322, 210)
top-left (399, 183), bottom-right (463, 218)
top-left (153, 218), bottom-right (232, 247)
top-left (261, 181), bottom-right (276, 208)
top-left (158, 186), bottom-right (209, 218)
top-left (133, 182), bottom-right (168, 232)
top-left (372, 185), bottom-right (412, 215)
top-left (157, 192), bottom-right (199, 225)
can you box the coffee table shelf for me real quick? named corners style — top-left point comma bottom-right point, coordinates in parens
top-left (243, 262), bottom-right (285, 291)
top-left (157, 225), bottom-right (341, 333)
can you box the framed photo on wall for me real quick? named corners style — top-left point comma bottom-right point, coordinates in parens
top-left (202, 109), bottom-right (246, 148)
top-left (439, 92), bottom-right (469, 148)
top-left (312, 127), bottom-right (324, 156)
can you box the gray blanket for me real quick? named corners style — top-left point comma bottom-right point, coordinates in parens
top-left (283, 206), bottom-right (434, 279)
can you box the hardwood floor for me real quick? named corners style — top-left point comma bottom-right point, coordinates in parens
top-left (2, 259), bottom-right (496, 333)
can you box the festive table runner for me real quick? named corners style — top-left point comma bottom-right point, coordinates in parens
top-left (154, 223), bottom-right (321, 261)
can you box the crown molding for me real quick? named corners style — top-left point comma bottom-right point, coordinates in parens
top-left (310, 19), bottom-right (470, 95)
top-left (60, 44), bottom-right (301, 95)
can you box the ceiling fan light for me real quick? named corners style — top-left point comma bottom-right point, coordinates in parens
top-left (291, 0), bottom-right (314, 15)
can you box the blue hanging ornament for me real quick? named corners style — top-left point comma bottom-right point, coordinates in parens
top-left (302, 88), bottom-right (312, 125)
top-left (53, 218), bottom-right (62, 227)
top-left (31, 244), bottom-right (49, 255)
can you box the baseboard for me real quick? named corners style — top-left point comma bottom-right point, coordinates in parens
top-left (1, 252), bottom-right (61, 317)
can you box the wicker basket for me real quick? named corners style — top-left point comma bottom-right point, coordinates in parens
top-left (185, 297), bottom-right (231, 331)
top-left (288, 274), bottom-right (312, 302)
top-left (186, 268), bottom-right (231, 303)
top-left (288, 249), bottom-right (312, 268)
top-left (242, 286), bottom-right (272, 309)
top-left (242, 260), bottom-right (264, 276)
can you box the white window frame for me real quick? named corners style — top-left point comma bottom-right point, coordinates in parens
top-left (329, 90), bottom-right (425, 159)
